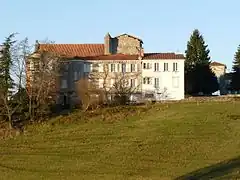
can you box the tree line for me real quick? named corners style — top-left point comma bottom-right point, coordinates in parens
top-left (185, 29), bottom-right (240, 95)
top-left (0, 34), bottom-right (62, 131)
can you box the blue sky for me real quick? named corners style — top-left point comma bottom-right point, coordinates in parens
top-left (1, 0), bottom-right (240, 70)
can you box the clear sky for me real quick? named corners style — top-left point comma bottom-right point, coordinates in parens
top-left (1, 0), bottom-right (240, 70)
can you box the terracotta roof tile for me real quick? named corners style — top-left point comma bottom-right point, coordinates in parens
top-left (79, 53), bottom-right (184, 60)
top-left (144, 53), bottom-right (185, 59)
top-left (37, 44), bottom-right (184, 60)
top-left (38, 44), bottom-right (104, 57)
top-left (81, 54), bottom-right (138, 60)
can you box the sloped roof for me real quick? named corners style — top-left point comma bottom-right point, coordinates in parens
top-left (79, 53), bottom-right (184, 60)
top-left (210, 61), bottom-right (226, 67)
top-left (115, 33), bottom-right (143, 43)
top-left (144, 53), bottom-right (184, 59)
top-left (38, 44), bottom-right (105, 57)
top-left (36, 44), bottom-right (184, 60)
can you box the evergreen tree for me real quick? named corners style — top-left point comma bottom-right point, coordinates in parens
top-left (185, 29), bottom-right (219, 95)
top-left (0, 34), bottom-right (16, 128)
top-left (231, 45), bottom-right (240, 91)
top-left (0, 33), bottom-right (16, 95)
top-left (185, 29), bottom-right (210, 68)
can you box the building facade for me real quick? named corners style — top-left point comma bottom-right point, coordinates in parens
top-left (27, 33), bottom-right (185, 106)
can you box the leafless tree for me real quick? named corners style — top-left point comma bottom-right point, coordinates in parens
top-left (89, 62), bottom-right (141, 105)
top-left (76, 78), bottom-right (104, 111)
top-left (12, 38), bottom-right (32, 90)
top-left (111, 72), bottom-right (141, 105)
top-left (27, 42), bottom-right (61, 121)
top-left (88, 63), bottom-right (112, 104)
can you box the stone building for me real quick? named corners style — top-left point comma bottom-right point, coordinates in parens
top-left (27, 33), bottom-right (185, 107)
top-left (210, 61), bottom-right (228, 95)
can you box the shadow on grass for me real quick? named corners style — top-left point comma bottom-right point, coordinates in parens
top-left (175, 156), bottom-right (240, 180)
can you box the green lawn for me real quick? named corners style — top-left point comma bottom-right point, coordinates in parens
top-left (0, 101), bottom-right (240, 180)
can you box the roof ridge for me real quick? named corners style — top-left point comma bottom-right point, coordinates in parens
top-left (39, 43), bottom-right (104, 45)
top-left (144, 52), bottom-right (181, 54)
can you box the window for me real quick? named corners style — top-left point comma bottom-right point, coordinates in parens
top-left (143, 63), bottom-right (151, 69)
top-left (130, 79), bottom-right (135, 87)
top-left (61, 79), bottom-right (67, 89)
top-left (84, 63), bottom-right (90, 72)
top-left (164, 63), bottom-right (168, 71)
top-left (143, 77), bottom-right (151, 84)
top-left (122, 63), bottom-right (126, 73)
top-left (154, 63), bottom-right (159, 71)
top-left (130, 64), bottom-right (135, 72)
top-left (117, 64), bottom-right (121, 72)
top-left (143, 63), bottom-right (146, 69)
top-left (74, 72), bottom-right (78, 81)
top-left (173, 62), bottom-right (178, 72)
top-left (172, 76), bottom-right (179, 88)
top-left (154, 78), bottom-right (160, 88)
top-left (110, 64), bottom-right (115, 72)
top-left (92, 63), bottom-right (99, 72)
top-left (145, 93), bottom-right (154, 98)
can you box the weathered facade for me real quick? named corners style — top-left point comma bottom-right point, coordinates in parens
top-left (104, 33), bottom-right (143, 55)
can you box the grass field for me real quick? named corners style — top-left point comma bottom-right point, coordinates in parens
top-left (0, 101), bottom-right (240, 180)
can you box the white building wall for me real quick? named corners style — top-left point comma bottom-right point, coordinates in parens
top-left (141, 59), bottom-right (185, 100)
top-left (65, 58), bottom-right (185, 103)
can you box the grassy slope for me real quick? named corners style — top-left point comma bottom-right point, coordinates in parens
top-left (0, 101), bottom-right (240, 180)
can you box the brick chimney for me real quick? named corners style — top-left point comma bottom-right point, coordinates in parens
top-left (104, 33), bottom-right (111, 55)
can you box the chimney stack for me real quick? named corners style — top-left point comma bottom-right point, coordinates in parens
top-left (104, 33), bottom-right (111, 55)
top-left (34, 40), bottom-right (39, 52)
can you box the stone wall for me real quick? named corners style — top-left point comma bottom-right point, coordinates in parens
top-left (116, 35), bottom-right (142, 55)
top-left (104, 34), bottom-right (143, 55)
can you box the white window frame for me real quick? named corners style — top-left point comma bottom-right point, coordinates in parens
top-left (143, 77), bottom-right (151, 84)
top-left (117, 64), bottom-right (121, 72)
top-left (164, 62), bottom-right (168, 71)
top-left (122, 63), bottom-right (126, 73)
top-left (154, 63), bottom-right (159, 72)
top-left (110, 64), bottom-right (115, 72)
top-left (130, 64), bottom-right (135, 72)
top-left (130, 79), bottom-right (135, 87)
top-left (143, 63), bottom-right (151, 69)
top-left (173, 62), bottom-right (178, 72)
top-left (154, 78), bottom-right (160, 88)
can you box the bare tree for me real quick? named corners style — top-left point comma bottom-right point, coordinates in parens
top-left (88, 63), bottom-right (112, 104)
top-left (12, 38), bottom-right (32, 90)
top-left (89, 62), bottom-right (141, 105)
top-left (111, 72), bottom-right (141, 105)
top-left (27, 43), bottom-right (61, 121)
top-left (76, 78), bottom-right (104, 111)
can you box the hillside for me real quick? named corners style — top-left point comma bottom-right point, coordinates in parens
top-left (0, 101), bottom-right (240, 180)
